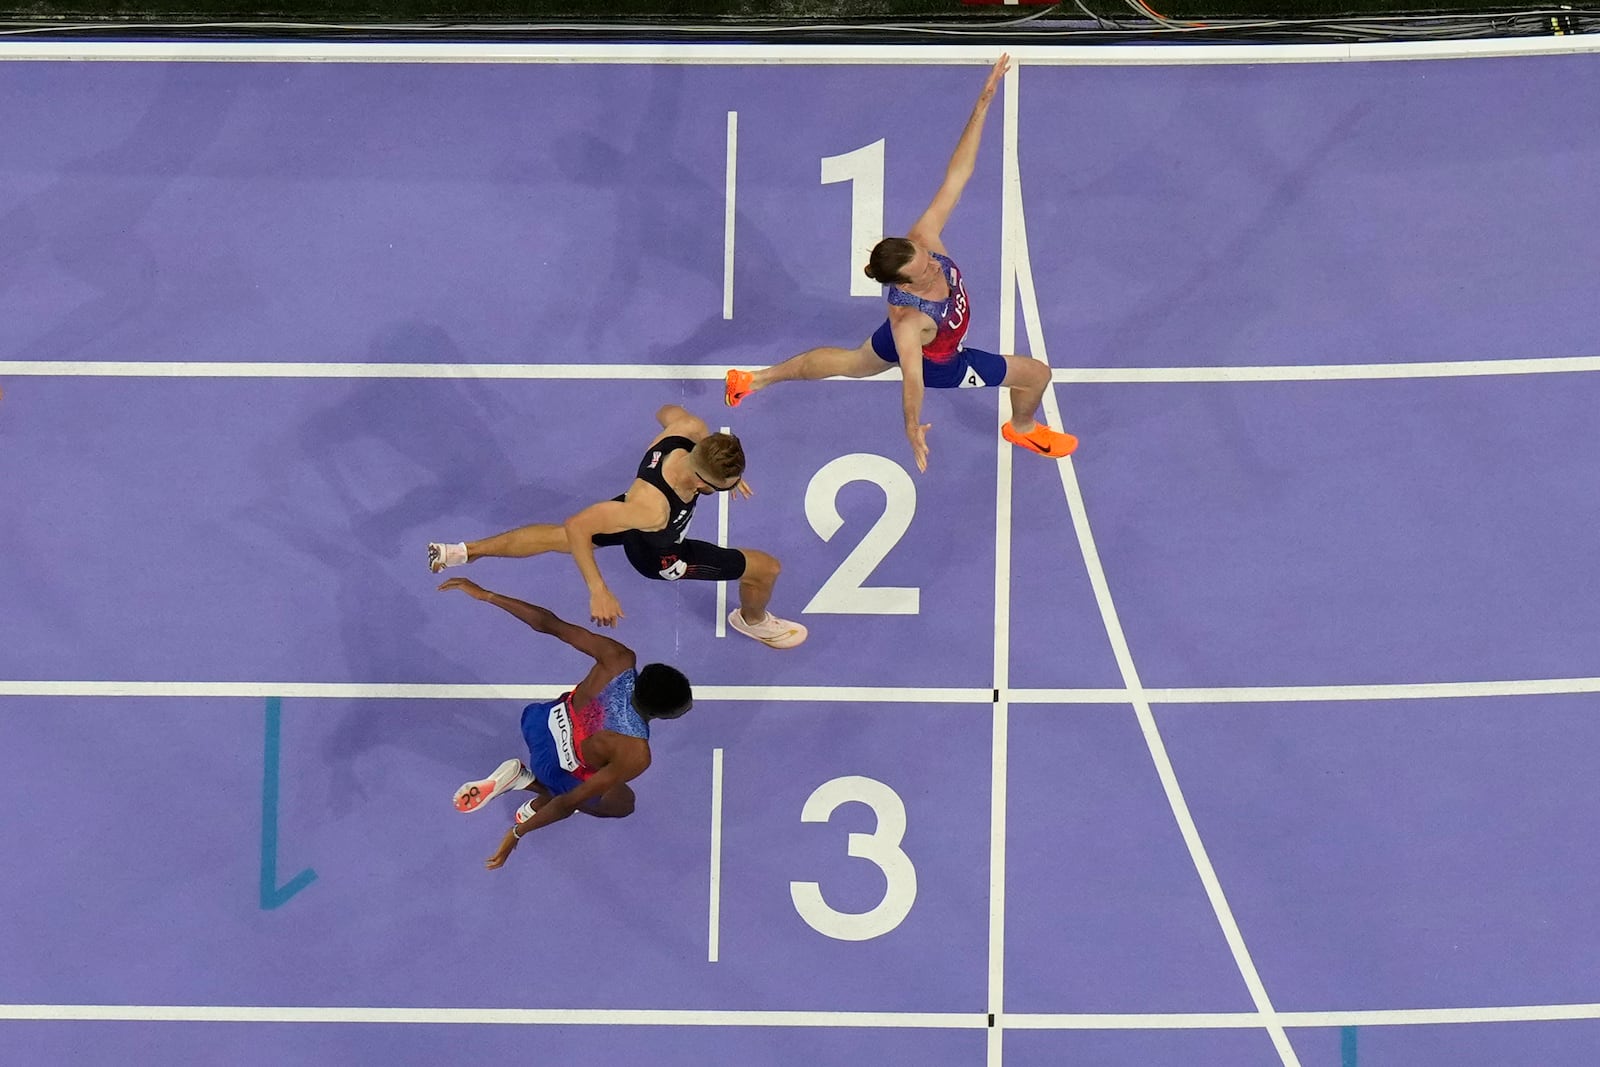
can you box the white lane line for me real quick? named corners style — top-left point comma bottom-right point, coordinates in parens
top-left (708, 747), bottom-right (725, 963)
top-left (0, 1003), bottom-right (985, 1027)
top-left (988, 61), bottom-right (1022, 1067)
top-left (1055, 356), bottom-right (1600, 382)
top-left (7, 354), bottom-right (1600, 383)
top-left (723, 111), bottom-right (737, 321)
top-left (1009, 66), bottom-right (1300, 1067)
top-left (1010, 1001), bottom-right (1600, 1028)
top-left (10, 677), bottom-right (1600, 704)
top-left (0, 38), bottom-right (1597, 63)
top-left (9, 1000), bottom-right (1600, 1029)
top-left (1015, 675), bottom-right (1600, 704)
top-left (716, 424), bottom-right (731, 638)
top-left (0, 360), bottom-right (743, 380)
top-left (0, 681), bottom-right (994, 702)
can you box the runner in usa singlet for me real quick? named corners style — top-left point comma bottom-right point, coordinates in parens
top-left (721, 55), bottom-right (1078, 468)
top-left (885, 250), bottom-right (970, 365)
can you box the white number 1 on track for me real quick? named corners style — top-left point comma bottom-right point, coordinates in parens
top-left (821, 139), bottom-right (886, 298)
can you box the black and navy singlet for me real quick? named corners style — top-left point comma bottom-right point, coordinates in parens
top-left (588, 436), bottom-right (748, 583)
top-left (630, 435), bottom-right (697, 549)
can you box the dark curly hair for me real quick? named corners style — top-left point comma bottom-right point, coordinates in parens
top-left (634, 663), bottom-right (692, 719)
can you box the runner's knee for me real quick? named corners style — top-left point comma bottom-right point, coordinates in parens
top-left (740, 549), bottom-right (780, 582)
top-left (584, 786), bottom-right (635, 818)
top-left (1005, 356), bottom-right (1048, 389)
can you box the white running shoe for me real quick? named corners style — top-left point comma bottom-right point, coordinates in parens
top-left (728, 610), bottom-right (808, 649)
top-left (428, 542), bottom-right (468, 573)
top-left (454, 758), bottom-right (534, 813)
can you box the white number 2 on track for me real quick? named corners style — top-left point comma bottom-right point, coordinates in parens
top-left (790, 776), bottom-right (918, 942)
top-left (802, 453), bottom-right (919, 616)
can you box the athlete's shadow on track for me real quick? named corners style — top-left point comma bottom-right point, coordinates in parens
top-left (0, 67), bottom-right (260, 361)
top-left (240, 320), bottom-right (550, 814)
top-left (548, 66), bottom-right (843, 409)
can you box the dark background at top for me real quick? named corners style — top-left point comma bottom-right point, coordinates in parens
top-left (0, 0), bottom-right (1594, 34)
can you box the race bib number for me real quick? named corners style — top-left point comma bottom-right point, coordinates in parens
top-left (547, 704), bottom-right (580, 772)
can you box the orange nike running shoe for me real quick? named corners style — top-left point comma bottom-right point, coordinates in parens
top-left (724, 369), bottom-right (755, 408)
top-left (1002, 421), bottom-right (1078, 458)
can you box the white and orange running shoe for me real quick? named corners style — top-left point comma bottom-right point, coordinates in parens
top-left (453, 758), bottom-right (534, 813)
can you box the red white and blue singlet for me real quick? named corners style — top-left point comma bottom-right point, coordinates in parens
top-left (887, 251), bottom-right (971, 363)
top-left (870, 251), bottom-right (1006, 390)
top-left (520, 668), bottom-right (648, 794)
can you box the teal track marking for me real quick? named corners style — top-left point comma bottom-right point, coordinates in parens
top-left (260, 697), bottom-right (318, 910)
top-left (1341, 1026), bottom-right (1358, 1067)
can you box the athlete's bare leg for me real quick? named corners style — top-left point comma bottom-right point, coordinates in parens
top-left (517, 780), bottom-right (630, 820)
top-left (996, 354), bottom-right (1077, 458)
top-left (464, 523), bottom-right (570, 563)
top-left (744, 339), bottom-right (890, 394)
top-left (726, 548), bottom-right (807, 648)
top-left (999, 354), bottom-right (1052, 432)
top-left (578, 782), bottom-right (636, 819)
top-left (735, 548), bottom-right (781, 625)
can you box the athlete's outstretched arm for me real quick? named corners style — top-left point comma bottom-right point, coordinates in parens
top-left (564, 493), bottom-right (668, 628)
top-left (891, 313), bottom-right (933, 473)
top-left (908, 54), bottom-right (1011, 247)
top-left (437, 577), bottom-right (631, 663)
top-left (483, 744), bottom-right (648, 869)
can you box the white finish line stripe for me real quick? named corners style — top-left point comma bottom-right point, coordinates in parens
top-left (6, 355), bottom-right (1600, 383)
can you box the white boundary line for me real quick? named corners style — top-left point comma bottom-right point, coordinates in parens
top-left (9, 677), bottom-right (1600, 703)
top-left (1014, 1002), bottom-right (1600, 1028)
top-left (708, 747), bottom-right (725, 963)
top-left (985, 64), bottom-right (1021, 1067)
top-left (0, 38), bottom-right (1598, 64)
top-left (1056, 356), bottom-right (1600, 383)
top-left (0, 1004), bottom-right (985, 1027)
top-left (8, 355), bottom-right (1600, 382)
top-left (0, 36), bottom-right (1592, 1046)
top-left (723, 111), bottom-right (737, 322)
top-left (715, 424), bottom-right (732, 638)
top-left (9, 1000), bottom-right (1600, 1028)
top-left (0, 681), bottom-right (991, 702)
top-left (1009, 65), bottom-right (1299, 1067)
top-left (1016, 677), bottom-right (1600, 703)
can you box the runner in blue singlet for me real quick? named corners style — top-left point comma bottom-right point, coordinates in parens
top-left (439, 576), bottom-right (692, 872)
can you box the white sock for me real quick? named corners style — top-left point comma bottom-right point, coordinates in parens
top-left (488, 758), bottom-right (533, 793)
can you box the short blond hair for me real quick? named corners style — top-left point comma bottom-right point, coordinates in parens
top-left (694, 432), bottom-right (745, 482)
